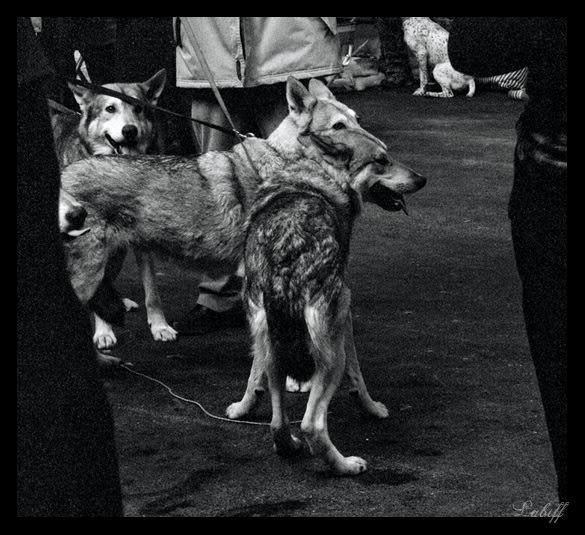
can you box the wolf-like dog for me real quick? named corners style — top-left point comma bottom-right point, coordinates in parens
top-left (61, 78), bottom-right (422, 377)
top-left (51, 69), bottom-right (167, 166)
top-left (224, 84), bottom-right (426, 476)
top-left (51, 69), bottom-right (177, 350)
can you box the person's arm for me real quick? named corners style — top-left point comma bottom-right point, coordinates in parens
top-left (448, 17), bottom-right (537, 77)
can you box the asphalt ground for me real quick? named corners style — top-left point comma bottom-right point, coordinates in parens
top-left (102, 87), bottom-right (558, 517)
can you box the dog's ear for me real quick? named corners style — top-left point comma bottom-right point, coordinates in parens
top-left (68, 82), bottom-right (93, 109)
top-left (308, 78), bottom-right (336, 101)
top-left (286, 76), bottom-right (316, 115)
top-left (140, 69), bottom-right (167, 105)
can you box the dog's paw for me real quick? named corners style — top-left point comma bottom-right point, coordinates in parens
top-left (226, 401), bottom-right (252, 420)
top-left (123, 298), bottom-right (140, 312)
top-left (151, 323), bottom-right (178, 342)
top-left (286, 376), bottom-right (312, 393)
top-left (367, 401), bottom-right (390, 419)
top-left (273, 434), bottom-right (303, 457)
top-left (96, 351), bottom-right (121, 367)
top-left (333, 455), bottom-right (368, 476)
top-left (412, 88), bottom-right (426, 96)
top-left (94, 331), bottom-right (117, 350)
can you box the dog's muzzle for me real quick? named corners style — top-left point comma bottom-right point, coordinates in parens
top-left (369, 182), bottom-right (409, 214)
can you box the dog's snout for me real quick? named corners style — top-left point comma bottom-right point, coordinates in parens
top-left (375, 152), bottom-right (390, 166)
top-left (66, 205), bottom-right (88, 229)
top-left (122, 124), bottom-right (138, 141)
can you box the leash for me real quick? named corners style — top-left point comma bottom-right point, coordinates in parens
top-left (179, 19), bottom-right (262, 181)
top-left (62, 75), bottom-right (247, 140)
top-left (120, 363), bottom-right (275, 426)
top-left (119, 362), bottom-right (306, 427)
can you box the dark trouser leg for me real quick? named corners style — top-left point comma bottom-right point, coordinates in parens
top-left (17, 77), bottom-right (122, 517)
top-left (509, 128), bottom-right (567, 501)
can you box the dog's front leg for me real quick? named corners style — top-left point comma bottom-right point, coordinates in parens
top-left (344, 310), bottom-right (389, 419)
top-left (413, 49), bottom-right (429, 96)
top-left (135, 249), bottom-right (177, 343)
top-left (93, 313), bottom-right (118, 349)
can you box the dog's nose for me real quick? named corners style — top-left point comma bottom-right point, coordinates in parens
top-left (122, 125), bottom-right (138, 141)
top-left (66, 205), bottom-right (87, 229)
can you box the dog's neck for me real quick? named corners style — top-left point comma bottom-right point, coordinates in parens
top-left (267, 115), bottom-right (305, 159)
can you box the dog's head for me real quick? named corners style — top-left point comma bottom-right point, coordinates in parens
top-left (285, 77), bottom-right (426, 213)
top-left (59, 188), bottom-right (90, 240)
top-left (68, 69), bottom-right (167, 156)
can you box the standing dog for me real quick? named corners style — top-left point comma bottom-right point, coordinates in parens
top-left (225, 86), bottom-right (426, 476)
top-left (51, 69), bottom-right (177, 350)
top-left (61, 78), bottom-right (424, 407)
top-left (402, 17), bottom-right (475, 98)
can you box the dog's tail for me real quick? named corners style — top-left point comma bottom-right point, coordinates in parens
top-left (265, 298), bottom-right (315, 382)
top-left (87, 278), bottom-right (125, 327)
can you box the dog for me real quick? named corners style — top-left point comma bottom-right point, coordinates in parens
top-left (51, 69), bottom-right (178, 351)
top-left (224, 82), bottom-right (426, 476)
top-left (61, 76), bottom-right (426, 471)
top-left (59, 188), bottom-right (89, 238)
top-left (402, 17), bottom-right (475, 98)
top-left (60, 76), bottom-right (423, 371)
top-left (51, 69), bottom-right (167, 166)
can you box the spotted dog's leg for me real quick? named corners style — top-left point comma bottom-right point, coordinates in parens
top-left (466, 78), bottom-right (476, 98)
top-left (413, 50), bottom-right (429, 96)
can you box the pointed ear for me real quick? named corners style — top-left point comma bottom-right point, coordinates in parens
top-left (308, 78), bottom-right (336, 101)
top-left (67, 82), bottom-right (93, 109)
top-left (286, 76), bottom-right (316, 115)
top-left (140, 69), bottom-right (167, 105)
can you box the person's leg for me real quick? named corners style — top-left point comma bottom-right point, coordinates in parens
top-left (509, 126), bottom-right (567, 502)
top-left (17, 74), bottom-right (122, 515)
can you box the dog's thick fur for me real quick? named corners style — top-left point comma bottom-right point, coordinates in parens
top-left (61, 77), bottom-right (418, 328)
top-left (61, 78), bottom-right (424, 424)
top-left (402, 17), bottom-right (475, 98)
top-left (224, 81), bottom-right (426, 475)
top-left (52, 69), bottom-right (177, 352)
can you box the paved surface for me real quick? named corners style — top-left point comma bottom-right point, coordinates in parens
top-left (104, 87), bottom-right (558, 517)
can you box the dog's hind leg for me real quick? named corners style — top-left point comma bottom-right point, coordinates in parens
top-left (302, 293), bottom-right (367, 475)
top-left (249, 302), bottom-right (302, 456)
top-left (135, 250), bottom-right (177, 343)
top-left (344, 309), bottom-right (389, 419)
top-left (226, 300), bottom-right (268, 419)
top-left (465, 78), bottom-right (476, 98)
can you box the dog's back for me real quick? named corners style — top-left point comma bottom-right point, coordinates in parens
top-left (245, 175), bottom-right (357, 381)
top-left (402, 17), bottom-right (449, 66)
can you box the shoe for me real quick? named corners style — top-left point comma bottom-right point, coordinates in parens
top-left (172, 304), bottom-right (246, 335)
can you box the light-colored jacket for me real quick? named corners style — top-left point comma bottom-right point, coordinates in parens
top-left (175, 17), bottom-right (342, 88)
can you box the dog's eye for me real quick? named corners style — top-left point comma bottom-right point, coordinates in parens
top-left (134, 105), bottom-right (143, 114)
top-left (105, 105), bottom-right (116, 113)
top-left (332, 122), bottom-right (347, 130)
